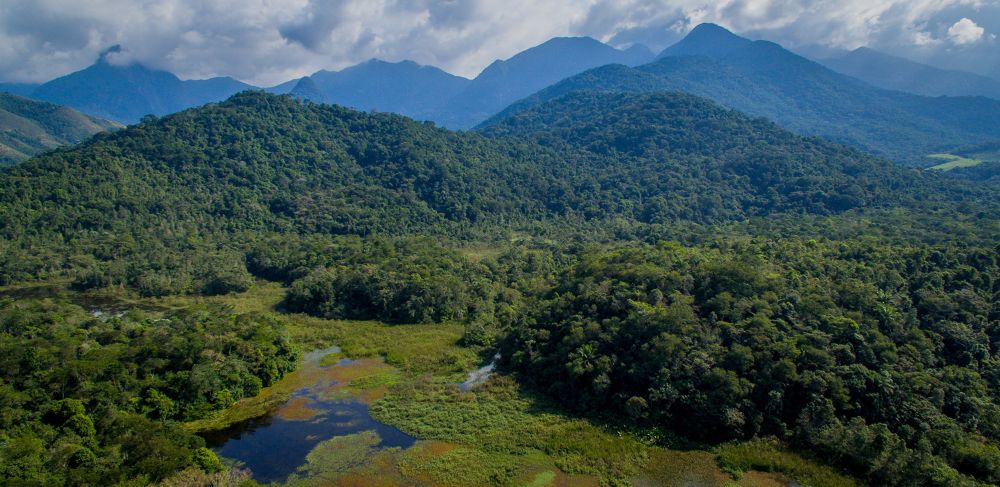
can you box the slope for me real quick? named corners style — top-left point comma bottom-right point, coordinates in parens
top-left (822, 47), bottom-right (1000, 99)
top-left (308, 59), bottom-right (470, 120)
top-left (30, 48), bottom-right (254, 124)
top-left (434, 37), bottom-right (654, 128)
top-left (1, 91), bottom-right (990, 256)
top-left (0, 92), bottom-right (121, 165)
top-left (490, 23), bottom-right (1000, 165)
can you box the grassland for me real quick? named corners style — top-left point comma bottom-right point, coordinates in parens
top-left (927, 153), bottom-right (985, 170)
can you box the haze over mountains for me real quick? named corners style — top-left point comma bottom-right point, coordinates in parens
top-left (821, 47), bottom-right (1000, 100)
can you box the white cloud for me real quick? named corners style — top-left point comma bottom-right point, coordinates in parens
top-left (913, 31), bottom-right (941, 46)
top-left (947, 17), bottom-right (985, 44)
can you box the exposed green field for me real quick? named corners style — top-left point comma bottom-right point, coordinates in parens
top-left (927, 153), bottom-right (985, 170)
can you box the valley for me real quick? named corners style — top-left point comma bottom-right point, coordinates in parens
top-left (4, 279), bottom-right (848, 486)
top-left (2, 9), bottom-right (1000, 487)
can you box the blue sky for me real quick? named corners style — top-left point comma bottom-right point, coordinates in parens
top-left (2, 0), bottom-right (998, 85)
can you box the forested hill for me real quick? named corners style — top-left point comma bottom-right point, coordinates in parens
top-left (480, 91), bottom-right (990, 217)
top-left (488, 24), bottom-right (1000, 166)
top-left (0, 92), bottom-right (121, 165)
top-left (2, 90), bottom-right (989, 240)
top-left (1, 90), bottom-right (996, 286)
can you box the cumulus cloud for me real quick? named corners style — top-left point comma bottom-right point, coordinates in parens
top-left (0, 0), bottom-right (997, 85)
top-left (948, 17), bottom-right (985, 44)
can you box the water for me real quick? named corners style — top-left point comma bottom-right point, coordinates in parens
top-left (201, 347), bottom-right (415, 484)
top-left (459, 353), bottom-right (500, 391)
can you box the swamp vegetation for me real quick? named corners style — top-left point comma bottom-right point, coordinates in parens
top-left (0, 92), bottom-right (998, 485)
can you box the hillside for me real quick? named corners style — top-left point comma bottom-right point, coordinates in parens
top-left (491, 24), bottom-right (1000, 165)
top-left (433, 37), bottom-right (653, 128)
top-left (822, 48), bottom-right (1000, 99)
top-left (30, 48), bottom-right (254, 123)
top-left (0, 92), bottom-right (120, 165)
top-left (3, 91), bottom-right (984, 234)
top-left (1, 90), bottom-right (994, 285)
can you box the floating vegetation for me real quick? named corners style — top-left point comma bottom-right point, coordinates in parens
top-left (274, 397), bottom-right (322, 421)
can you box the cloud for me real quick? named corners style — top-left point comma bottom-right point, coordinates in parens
top-left (0, 0), bottom-right (998, 85)
top-left (947, 17), bottom-right (985, 44)
top-left (913, 31), bottom-right (941, 46)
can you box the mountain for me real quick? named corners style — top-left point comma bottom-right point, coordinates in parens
top-left (29, 48), bottom-right (255, 123)
top-left (308, 59), bottom-right (470, 120)
top-left (258, 37), bottom-right (653, 128)
top-left (622, 43), bottom-right (655, 63)
top-left (657, 22), bottom-right (751, 58)
top-left (0, 83), bottom-right (39, 97)
top-left (489, 24), bottom-right (1000, 165)
top-left (434, 37), bottom-right (655, 128)
top-left (288, 76), bottom-right (327, 104)
top-left (265, 77), bottom-right (301, 94)
top-left (1, 91), bottom-right (988, 251)
top-left (821, 47), bottom-right (1000, 99)
top-left (0, 92), bottom-right (120, 165)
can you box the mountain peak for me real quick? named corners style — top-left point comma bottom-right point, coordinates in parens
top-left (658, 23), bottom-right (751, 59)
top-left (289, 76), bottom-right (326, 104)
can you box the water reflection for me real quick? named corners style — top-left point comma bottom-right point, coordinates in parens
top-left (202, 347), bottom-right (415, 484)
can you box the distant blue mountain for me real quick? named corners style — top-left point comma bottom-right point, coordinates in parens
top-left (821, 47), bottom-right (1000, 100)
top-left (486, 24), bottom-right (1000, 165)
top-left (12, 36), bottom-right (654, 128)
top-left (0, 83), bottom-right (39, 97)
top-left (308, 59), bottom-right (470, 120)
top-left (657, 23), bottom-right (751, 58)
top-left (30, 48), bottom-right (254, 123)
top-left (288, 76), bottom-right (327, 104)
top-left (434, 36), bottom-right (655, 128)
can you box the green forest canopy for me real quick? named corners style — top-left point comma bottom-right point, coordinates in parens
top-left (1, 91), bottom-right (998, 485)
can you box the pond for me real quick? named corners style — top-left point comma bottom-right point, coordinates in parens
top-left (200, 346), bottom-right (415, 484)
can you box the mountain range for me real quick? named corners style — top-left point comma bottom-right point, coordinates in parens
top-left (490, 23), bottom-right (1000, 165)
top-left (821, 47), bottom-right (1000, 100)
top-left (4, 24), bottom-right (1000, 168)
top-left (27, 46), bottom-right (253, 124)
top-left (429, 36), bottom-right (652, 128)
top-left (0, 92), bottom-right (120, 165)
top-left (2, 90), bottom-right (988, 245)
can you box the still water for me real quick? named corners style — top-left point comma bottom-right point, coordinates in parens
top-left (201, 347), bottom-right (415, 484)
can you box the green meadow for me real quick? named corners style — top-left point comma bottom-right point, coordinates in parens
top-left (927, 153), bottom-right (985, 170)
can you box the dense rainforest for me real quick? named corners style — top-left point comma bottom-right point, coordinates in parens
top-left (0, 299), bottom-right (297, 484)
top-left (1, 91), bottom-right (999, 485)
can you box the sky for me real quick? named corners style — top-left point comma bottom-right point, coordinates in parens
top-left (1, 0), bottom-right (999, 86)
